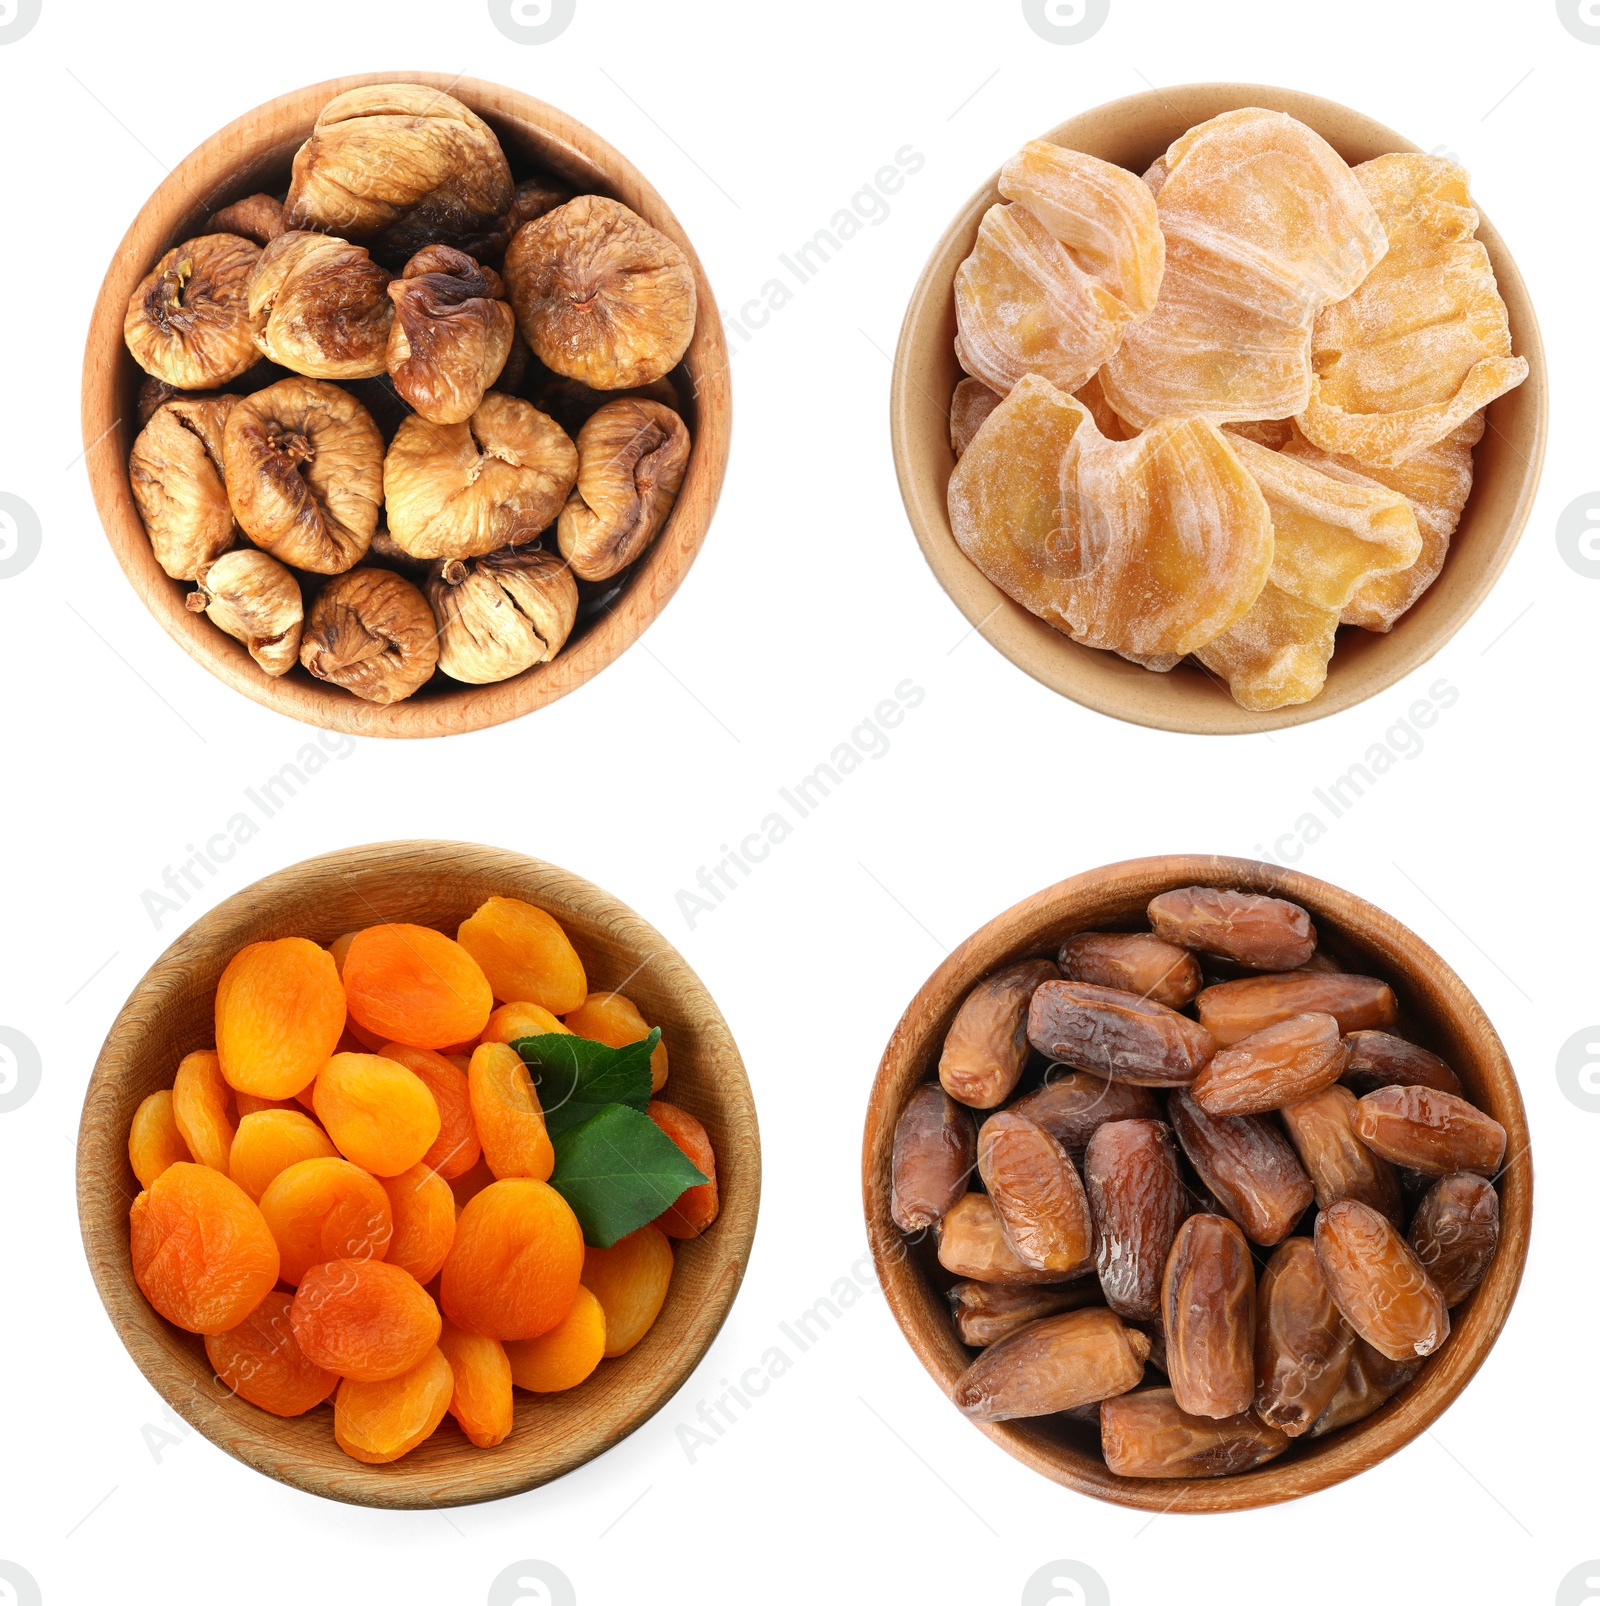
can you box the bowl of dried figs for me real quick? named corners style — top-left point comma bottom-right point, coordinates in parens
top-left (890, 84), bottom-right (1546, 734)
top-left (82, 74), bottom-right (730, 737)
top-left (77, 841), bottom-right (759, 1507)
top-left (862, 855), bottom-right (1530, 1511)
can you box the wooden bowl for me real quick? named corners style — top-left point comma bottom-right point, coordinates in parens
top-left (77, 841), bottom-right (760, 1508)
top-left (862, 854), bottom-right (1531, 1512)
top-left (890, 84), bottom-right (1547, 734)
top-left (81, 73), bottom-right (732, 739)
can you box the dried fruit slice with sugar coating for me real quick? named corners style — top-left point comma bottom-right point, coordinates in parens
top-left (378, 1043), bottom-right (481, 1180)
top-left (291, 1258), bottom-right (442, 1381)
top-left (206, 1288), bottom-right (338, 1416)
top-left (129, 1090), bottom-right (191, 1188)
top-left (380, 1163), bottom-right (457, 1283)
top-left (1299, 154), bottom-right (1527, 466)
top-left (646, 1100), bottom-right (719, 1238)
top-left (504, 1284), bottom-right (607, 1391)
top-left (581, 1224), bottom-right (674, 1356)
top-left (441, 1177), bottom-right (584, 1340)
top-left (456, 897), bottom-right (587, 1013)
top-left (228, 1109), bottom-right (338, 1201)
top-left (947, 376), bottom-right (1274, 658)
top-left (313, 1052), bottom-right (441, 1177)
top-left (343, 924), bottom-right (494, 1049)
top-left (468, 1042), bottom-right (554, 1180)
top-left (438, 1321), bottom-right (514, 1447)
top-left (215, 937), bottom-right (346, 1099)
top-left (566, 992), bottom-right (668, 1091)
top-left (171, 1049), bottom-right (236, 1172)
top-left (334, 1347), bottom-right (455, 1464)
top-left (130, 1162), bottom-right (280, 1333)
top-left (257, 1155), bottom-right (393, 1285)
top-left (949, 376), bottom-right (1001, 457)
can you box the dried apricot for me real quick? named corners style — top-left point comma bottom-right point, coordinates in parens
top-left (228, 1109), bottom-right (338, 1201)
top-left (171, 1049), bottom-right (236, 1172)
top-left (205, 1289), bottom-right (338, 1416)
top-left (581, 1224), bottom-right (673, 1356)
top-left (215, 937), bottom-right (346, 1099)
top-left (380, 1163), bottom-right (457, 1283)
top-left (480, 1000), bottom-right (570, 1045)
top-left (130, 1162), bottom-right (280, 1333)
top-left (291, 1258), bottom-right (442, 1381)
top-left (128, 1089), bottom-right (190, 1187)
top-left (565, 992), bottom-right (668, 1091)
top-left (313, 1052), bottom-right (441, 1176)
top-left (448, 1153), bottom-right (497, 1214)
top-left (343, 924), bottom-right (493, 1049)
top-left (258, 1156), bottom-right (393, 1285)
top-left (456, 897), bottom-right (587, 1013)
top-left (437, 1321), bottom-right (514, 1447)
top-left (645, 1100), bottom-right (719, 1238)
top-left (377, 1042), bottom-right (481, 1179)
top-left (334, 1347), bottom-right (454, 1464)
top-left (440, 1177), bottom-right (583, 1340)
top-left (468, 1041), bottom-right (554, 1180)
top-left (234, 1092), bottom-right (301, 1116)
top-left (504, 1284), bottom-right (607, 1391)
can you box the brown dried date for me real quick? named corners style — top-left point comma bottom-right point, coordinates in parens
top-left (1307, 1337), bottom-right (1420, 1437)
top-left (1191, 1012), bottom-right (1348, 1115)
top-left (1057, 931), bottom-right (1202, 1009)
top-left (1161, 1213), bottom-right (1256, 1418)
top-left (939, 959), bottom-right (1059, 1109)
top-left (936, 1193), bottom-right (1085, 1285)
top-left (1084, 1119), bottom-right (1186, 1321)
top-left (1008, 1071), bottom-right (1159, 1162)
top-left (952, 1307), bottom-right (1149, 1420)
top-left (1279, 1084), bottom-right (1402, 1225)
top-left (946, 1279), bottom-right (1102, 1347)
top-left (1196, 971), bottom-right (1398, 1046)
top-left (1253, 1236), bottom-right (1353, 1436)
top-left (890, 1083), bottom-right (976, 1233)
top-left (1027, 980), bottom-right (1216, 1087)
top-left (1342, 1030), bottom-right (1465, 1098)
top-left (977, 1110), bottom-right (1093, 1275)
top-left (1408, 1172), bottom-right (1500, 1306)
top-left (1148, 886), bottom-right (1317, 970)
top-left (1314, 1199), bottom-right (1449, 1360)
top-left (1101, 1387), bottom-right (1289, 1478)
top-left (1351, 1086), bottom-right (1506, 1177)
top-left (1168, 1090), bottom-right (1314, 1246)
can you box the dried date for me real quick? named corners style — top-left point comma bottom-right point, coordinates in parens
top-left (939, 959), bottom-right (1059, 1108)
top-left (1084, 1119), bottom-right (1186, 1321)
top-left (1307, 1337), bottom-right (1419, 1437)
top-left (1057, 931), bottom-right (1201, 1009)
top-left (1008, 1071), bottom-right (1159, 1162)
top-left (1027, 980), bottom-right (1216, 1087)
top-left (977, 1110), bottom-right (1093, 1275)
top-left (1408, 1172), bottom-right (1499, 1306)
top-left (1148, 886), bottom-right (1316, 970)
top-left (1161, 1213), bottom-right (1256, 1418)
top-left (1196, 972), bottom-right (1397, 1046)
top-left (1101, 1387), bottom-right (1288, 1478)
top-left (890, 1083), bottom-right (976, 1233)
top-left (1168, 1089), bottom-right (1314, 1246)
top-left (1279, 1084), bottom-right (1402, 1225)
top-left (946, 1279), bottom-right (1102, 1347)
top-left (1342, 1030), bottom-right (1464, 1098)
top-left (952, 1307), bottom-right (1149, 1420)
top-left (936, 1193), bottom-right (1086, 1285)
top-left (1314, 1199), bottom-right (1449, 1361)
top-left (1191, 1012), bottom-right (1348, 1115)
top-left (1351, 1085), bottom-right (1506, 1177)
top-left (1254, 1236), bottom-right (1353, 1436)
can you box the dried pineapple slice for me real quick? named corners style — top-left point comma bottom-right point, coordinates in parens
top-left (1297, 154), bottom-right (1525, 466)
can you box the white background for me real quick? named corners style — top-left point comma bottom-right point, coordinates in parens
top-left (0, 1), bottom-right (1595, 1602)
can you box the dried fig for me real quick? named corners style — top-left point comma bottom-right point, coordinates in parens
top-left (387, 246), bottom-right (516, 423)
top-left (128, 395), bottom-right (239, 580)
top-left (283, 84), bottom-right (513, 263)
top-left (187, 549), bottom-right (303, 676)
top-left (223, 378), bottom-right (383, 573)
top-left (557, 399), bottom-right (691, 582)
top-left (124, 234), bottom-right (263, 389)
top-left (504, 195), bottom-right (696, 390)
top-left (247, 231), bottom-right (394, 380)
top-left (428, 547), bottom-right (578, 684)
top-left (206, 194), bottom-right (287, 245)
top-left (385, 394), bottom-right (577, 561)
top-left (300, 567), bottom-right (439, 704)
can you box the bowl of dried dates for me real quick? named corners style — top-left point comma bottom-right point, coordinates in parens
top-left (77, 841), bottom-right (759, 1507)
top-left (863, 855), bottom-right (1529, 1511)
top-left (890, 84), bottom-right (1545, 734)
top-left (82, 74), bottom-right (730, 737)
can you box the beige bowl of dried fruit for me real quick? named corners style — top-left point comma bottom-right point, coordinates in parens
top-left (81, 73), bottom-right (732, 739)
top-left (890, 84), bottom-right (1546, 735)
top-left (861, 854), bottom-right (1531, 1512)
top-left (77, 841), bottom-right (760, 1508)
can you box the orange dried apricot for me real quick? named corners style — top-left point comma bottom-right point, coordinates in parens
top-left (343, 924), bottom-right (493, 1049)
top-left (468, 1041), bottom-right (553, 1180)
top-left (130, 1162), bottom-right (280, 1333)
top-left (205, 1288), bottom-right (338, 1417)
top-left (565, 992), bottom-right (668, 1091)
top-left (327, 930), bottom-right (359, 976)
top-left (437, 1321), bottom-right (514, 1448)
top-left (456, 897), bottom-right (587, 1013)
top-left (381, 1163), bottom-right (457, 1283)
top-left (228, 1109), bottom-right (338, 1201)
top-left (291, 1258), bottom-right (442, 1381)
top-left (258, 1156), bottom-right (393, 1285)
top-left (646, 1101), bottom-right (718, 1239)
top-left (581, 1224), bottom-right (673, 1357)
top-left (379, 1042), bottom-right (481, 1179)
top-left (334, 1347), bottom-right (454, 1464)
top-left (128, 1089), bottom-right (190, 1188)
top-left (440, 1177), bottom-right (583, 1340)
top-left (216, 937), bottom-right (346, 1099)
top-left (171, 1049), bottom-right (236, 1172)
top-left (505, 1285), bottom-right (607, 1392)
top-left (313, 1052), bottom-right (441, 1176)
top-left (480, 1000), bottom-right (570, 1045)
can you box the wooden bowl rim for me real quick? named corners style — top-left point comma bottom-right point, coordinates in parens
top-left (861, 853), bottom-right (1532, 1512)
top-left (889, 82), bottom-right (1548, 735)
top-left (80, 71), bottom-right (733, 740)
top-left (77, 840), bottom-right (761, 1508)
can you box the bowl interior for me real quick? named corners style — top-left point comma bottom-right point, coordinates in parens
top-left (862, 854), bottom-right (1530, 1512)
top-left (83, 73), bottom-right (731, 738)
top-left (890, 83), bottom-right (1547, 734)
top-left (78, 842), bottom-right (759, 1508)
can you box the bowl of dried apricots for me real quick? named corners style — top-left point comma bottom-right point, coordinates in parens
top-left (891, 84), bottom-right (1546, 734)
top-left (862, 854), bottom-right (1530, 1512)
top-left (77, 841), bottom-right (759, 1507)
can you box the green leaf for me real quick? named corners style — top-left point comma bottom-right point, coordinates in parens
top-left (511, 1030), bottom-right (658, 1138)
top-left (548, 1102), bottom-right (708, 1247)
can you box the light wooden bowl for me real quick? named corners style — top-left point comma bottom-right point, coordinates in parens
top-left (78, 842), bottom-right (760, 1508)
top-left (81, 73), bottom-right (732, 739)
top-left (862, 854), bottom-right (1531, 1512)
top-left (890, 84), bottom-right (1547, 734)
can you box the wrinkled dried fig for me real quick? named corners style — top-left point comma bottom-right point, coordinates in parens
top-left (187, 549), bottom-right (303, 676)
top-left (387, 246), bottom-right (516, 423)
top-left (125, 234), bottom-right (263, 388)
top-left (206, 194), bottom-right (287, 245)
top-left (284, 84), bottom-right (513, 264)
top-left (247, 231), bottom-right (394, 379)
top-left (557, 398), bottom-right (691, 582)
top-left (300, 567), bottom-right (438, 704)
top-left (504, 195), bottom-right (696, 390)
top-left (428, 546), bottom-right (578, 684)
top-left (128, 395), bottom-right (239, 580)
top-left (223, 378), bottom-right (383, 573)
top-left (385, 393), bottom-right (577, 560)
top-left (468, 177), bottom-right (575, 263)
